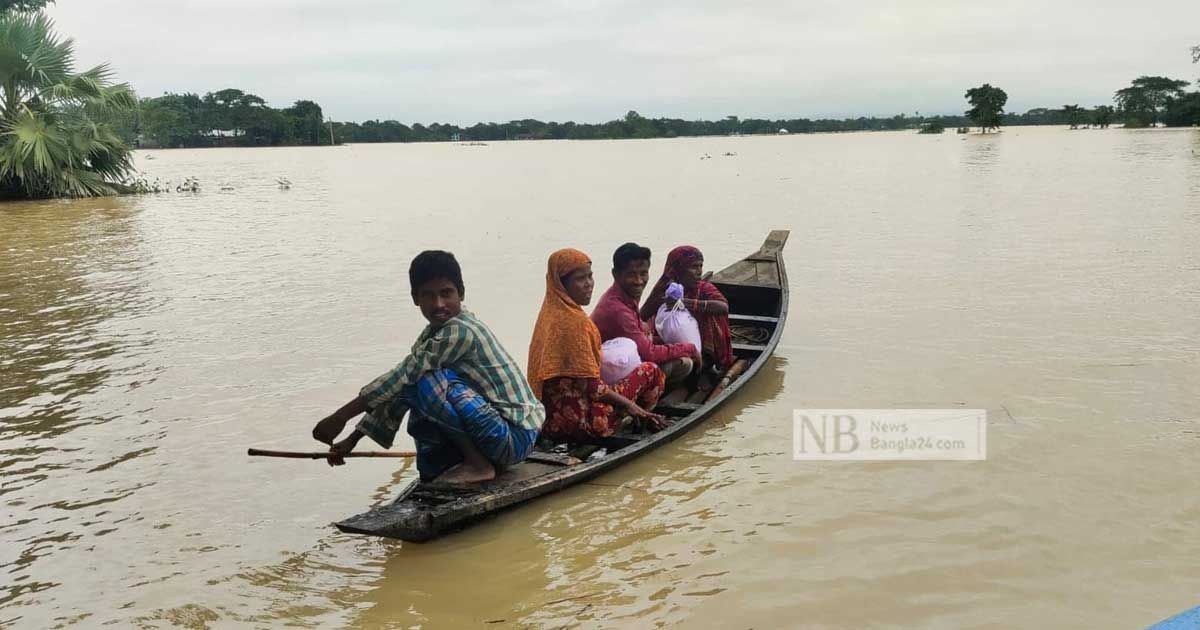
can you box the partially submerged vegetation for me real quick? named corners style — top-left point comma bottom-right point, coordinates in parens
top-left (918, 121), bottom-right (945, 134)
top-left (0, 9), bottom-right (138, 199)
top-left (0, 2), bottom-right (1196, 202)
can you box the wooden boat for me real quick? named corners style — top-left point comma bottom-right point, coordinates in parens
top-left (336, 230), bottom-right (790, 541)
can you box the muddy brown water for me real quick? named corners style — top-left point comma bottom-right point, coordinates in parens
top-left (2, 127), bottom-right (1199, 628)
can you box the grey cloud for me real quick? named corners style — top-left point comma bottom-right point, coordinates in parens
top-left (50, 0), bottom-right (1200, 124)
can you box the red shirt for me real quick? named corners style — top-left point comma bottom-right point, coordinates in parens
top-left (591, 284), bottom-right (694, 364)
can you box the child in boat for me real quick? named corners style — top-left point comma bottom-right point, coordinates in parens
top-left (311, 250), bottom-right (544, 485)
top-left (527, 248), bottom-right (667, 443)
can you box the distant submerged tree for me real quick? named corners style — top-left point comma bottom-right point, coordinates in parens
top-left (1060, 104), bottom-right (1084, 129)
top-left (0, 12), bottom-right (138, 198)
top-left (917, 120), bottom-right (945, 134)
top-left (1091, 105), bottom-right (1114, 129)
top-left (1115, 76), bottom-right (1189, 127)
top-left (964, 84), bottom-right (1008, 132)
top-left (1162, 92), bottom-right (1200, 127)
top-left (1114, 86), bottom-right (1154, 127)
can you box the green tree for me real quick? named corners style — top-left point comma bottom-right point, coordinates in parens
top-left (964, 84), bottom-right (1007, 132)
top-left (0, 0), bottom-right (53, 12)
top-left (623, 110), bottom-right (657, 138)
top-left (1115, 76), bottom-right (1190, 127)
top-left (0, 12), bottom-right (137, 198)
top-left (285, 99), bottom-right (323, 145)
top-left (1114, 86), bottom-right (1155, 127)
top-left (1091, 105), bottom-right (1114, 129)
top-left (1162, 93), bottom-right (1200, 127)
top-left (1131, 76), bottom-right (1189, 110)
top-left (1059, 104), bottom-right (1084, 129)
top-left (140, 92), bottom-right (203, 147)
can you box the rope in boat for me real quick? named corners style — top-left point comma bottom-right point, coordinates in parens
top-left (731, 324), bottom-right (771, 345)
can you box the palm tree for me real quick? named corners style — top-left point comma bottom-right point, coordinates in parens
top-left (0, 11), bottom-right (137, 198)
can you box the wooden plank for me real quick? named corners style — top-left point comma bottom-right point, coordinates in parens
top-left (729, 313), bottom-right (779, 324)
top-left (525, 452), bottom-right (582, 467)
top-left (754, 261), bottom-right (780, 286)
top-left (713, 260), bottom-right (760, 284)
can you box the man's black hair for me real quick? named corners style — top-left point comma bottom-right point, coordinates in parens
top-left (612, 242), bottom-right (652, 273)
top-left (409, 250), bottom-right (465, 298)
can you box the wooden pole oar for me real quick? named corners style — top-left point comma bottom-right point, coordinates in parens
top-left (704, 359), bottom-right (749, 403)
top-left (247, 448), bottom-right (416, 459)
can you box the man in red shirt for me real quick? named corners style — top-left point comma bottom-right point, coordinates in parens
top-left (591, 242), bottom-right (698, 388)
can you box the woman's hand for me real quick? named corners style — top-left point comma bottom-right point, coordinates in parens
top-left (625, 402), bottom-right (668, 433)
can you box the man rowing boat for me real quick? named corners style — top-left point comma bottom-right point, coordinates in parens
top-left (311, 250), bottom-right (544, 485)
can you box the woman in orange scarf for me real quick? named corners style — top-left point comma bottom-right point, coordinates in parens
top-left (528, 248), bottom-right (668, 443)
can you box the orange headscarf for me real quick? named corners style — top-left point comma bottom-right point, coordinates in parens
top-left (527, 248), bottom-right (602, 399)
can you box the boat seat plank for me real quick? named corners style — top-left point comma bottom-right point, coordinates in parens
top-left (525, 452), bottom-right (582, 467)
top-left (729, 313), bottom-right (779, 324)
top-left (732, 342), bottom-right (768, 353)
top-left (407, 461), bottom-right (563, 503)
top-left (483, 461), bottom-right (561, 485)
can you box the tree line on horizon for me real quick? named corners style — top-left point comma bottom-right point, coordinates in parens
top-left (957, 74), bottom-right (1200, 134)
top-left (134, 89), bottom-right (325, 148)
top-left (130, 51), bottom-right (1200, 147)
top-left (0, 0), bottom-right (1196, 199)
top-left (132, 76), bottom-right (1199, 148)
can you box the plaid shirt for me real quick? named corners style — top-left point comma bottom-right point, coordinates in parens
top-left (359, 310), bottom-right (545, 431)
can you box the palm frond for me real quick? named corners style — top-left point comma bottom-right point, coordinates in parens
top-left (0, 12), bottom-right (135, 198)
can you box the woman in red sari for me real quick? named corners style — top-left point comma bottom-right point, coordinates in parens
top-left (640, 246), bottom-right (734, 372)
top-left (528, 248), bottom-right (667, 443)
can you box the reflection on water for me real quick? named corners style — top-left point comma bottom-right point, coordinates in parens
top-left (0, 200), bottom-right (155, 438)
top-left (239, 357), bottom-right (789, 628)
top-left (962, 134), bottom-right (1001, 173)
top-left (0, 199), bottom-right (162, 616)
top-left (2, 128), bottom-right (1199, 628)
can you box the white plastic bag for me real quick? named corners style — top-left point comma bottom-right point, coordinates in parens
top-left (655, 300), bottom-right (701, 356)
top-left (600, 337), bottom-right (641, 385)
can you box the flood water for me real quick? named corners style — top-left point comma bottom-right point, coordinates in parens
top-left (2, 127), bottom-right (1199, 628)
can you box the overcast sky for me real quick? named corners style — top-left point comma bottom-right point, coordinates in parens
top-left (48, 0), bottom-right (1200, 124)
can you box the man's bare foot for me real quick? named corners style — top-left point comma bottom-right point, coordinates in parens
top-left (431, 461), bottom-right (496, 485)
top-left (312, 414), bottom-right (347, 445)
